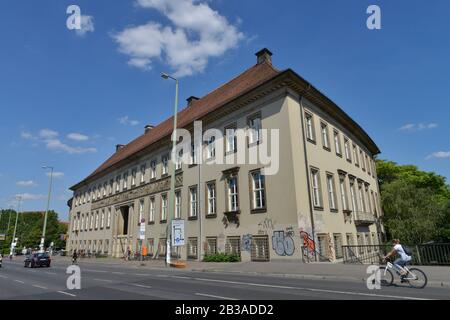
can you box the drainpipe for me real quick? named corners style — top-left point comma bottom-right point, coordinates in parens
top-left (299, 88), bottom-right (317, 262)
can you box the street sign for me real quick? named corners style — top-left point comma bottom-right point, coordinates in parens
top-left (139, 224), bottom-right (146, 240)
top-left (0, 234), bottom-right (5, 241)
top-left (171, 220), bottom-right (185, 247)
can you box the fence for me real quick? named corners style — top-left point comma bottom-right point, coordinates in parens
top-left (343, 244), bottom-right (450, 266)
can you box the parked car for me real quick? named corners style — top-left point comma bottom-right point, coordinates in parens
top-left (24, 253), bottom-right (51, 268)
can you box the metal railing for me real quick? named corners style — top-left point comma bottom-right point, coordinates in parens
top-left (343, 243), bottom-right (450, 266)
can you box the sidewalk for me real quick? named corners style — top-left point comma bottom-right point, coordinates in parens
top-left (56, 256), bottom-right (450, 288)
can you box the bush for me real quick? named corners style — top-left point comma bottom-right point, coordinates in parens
top-left (203, 253), bottom-right (241, 263)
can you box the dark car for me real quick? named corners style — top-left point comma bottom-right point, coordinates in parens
top-left (24, 253), bottom-right (51, 268)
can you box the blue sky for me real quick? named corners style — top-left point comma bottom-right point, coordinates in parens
top-left (0, 0), bottom-right (449, 221)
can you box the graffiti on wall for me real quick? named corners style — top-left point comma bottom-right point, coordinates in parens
top-left (272, 227), bottom-right (295, 256)
top-left (300, 231), bottom-right (316, 261)
top-left (242, 234), bottom-right (252, 252)
top-left (258, 218), bottom-right (276, 234)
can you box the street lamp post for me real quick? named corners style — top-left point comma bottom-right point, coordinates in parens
top-left (161, 72), bottom-right (179, 267)
top-left (40, 166), bottom-right (54, 253)
top-left (10, 196), bottom-right (22, 257)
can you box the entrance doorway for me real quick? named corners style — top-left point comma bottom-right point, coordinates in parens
top-left (120, 206), bottom-right (130, 235)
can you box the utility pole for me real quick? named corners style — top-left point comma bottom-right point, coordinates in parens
top-left (161, 72), bottom-right (179, 267)
top-left (40, 166), bottom-right (54, 253)
top-left (10, 196), bottom-right (22, 257)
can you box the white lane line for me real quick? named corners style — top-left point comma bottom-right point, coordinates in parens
top-left (0, 275), bottom-right (7, 279)
top-left (45, 272), bottom-right (57, 275)
top-left (93, 278), bottom-right (113, 282)
top-left (132, 284), bottom-right (153, 289)
top-left (196, 293), bottom-right (237, 301)
top-left (32, 285), bottom-right (48, 290)
top-left (58, 291), bottom-right (76, 297)
top-left (112, 272), bottom-right (125, 275)
top-left (193, 278), bottom-right (430, 301)
top-left (14, 280), bottom-right (25, 284)
top-left (86, 270), bottom-right (107, 273)
top-left (157, 275), bottom-right (169, 278)
top-left (134, 274), bottom-right (149, 276)
top-left (171, 276), bottom-right (191, 280)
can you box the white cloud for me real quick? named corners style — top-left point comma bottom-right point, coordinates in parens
top-left (39, 129), bottom-right (59, 139)
top-left (15, 193), bottom-right (45, 201)
top-left (48, 172), bottom-right (65, 178)
top-left (399, 123), bottom-right (438, 132)
top-left (113, 0), bottom-right (244, 77)
top-left (75, 15), bottom-right (95, 37)
top-left (45, 139), bottom-right (97, 154)
top-left (118, 116), bottom-right (140, 126)
top-left (426, 151), bottom-right (450, 160)
top-left (21, 131), bottom-right (38, 140)
top-left (16, 180), bottom-right (38, 187)
top-left (67, 133), bottom-right (89, 142)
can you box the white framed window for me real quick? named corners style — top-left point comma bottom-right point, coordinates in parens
top-left (189, 187), bottom-right (198, 218)
top-left (97, 185), bottom-right (101, 198)
top-left (334, 130), bottom-right (342, 156)
top-left (150, 160), bottom-right (157, 179)
top-left (107, 207), bottom-right (111, 228)
top-left (225, 126), bottom-right (237, 153)
top-left (123, 172), bottom-right (128, 189)
top-left (80, 215), bottom-right (84, 232)
top-left (366, 155), bottom-right (371, 175)
top-left (116, 176), bottom-right (120, 192)
top-left (360, 150), bottom-right (366, 171)
top-left (162, 155), bottom-right (169, 175)
top-left (344, 138), bottom-right (351, 162)
top-left (90, 212), bottom-right (94, 230)
top-left (227, 177), bottom-right (239, 212)
top-left (139, 199), bottom-right (144, 224)
top-left (365, 185), bottom-right (372, 214)
top-left (339, 176), bottom-right (349, 211)
top-left (109, 180), bottom-right (113, 195)
top-left (92, 188), bottom-right (96, 201)
top-left (131, 169), bottom-right (137, 187)
top-left (76, 214), bottom-right (80, 231)
top-left (326, 174), bottom-right (337, 210)
top-left (190, 143), bottom-right (199, 165)
top-left (161, 194), bottom-right (168, 221)
top-left (371, 191), bottom-right (378, 216)
top-left (353, 145), bottom-right (359, 166)
top-left (149, 197), bottom-right (155, 222)
top-left (175, 191), bottom-right (182, 219)
top-left (140, 164), bottom-right (146, 184)
top-left (101, 210), bottom-right (105, 229)
top-left (248, 114), bottom-right (261, 144)
top-left (305, 112), bottom-right (315, 141)
top-left (87, 189), bottom-right (91, 202)
top-left (206, 182), bottom-right (216, 215)
top-left (321, 122), bottom-right (330, 149)
top-left (251, 171), bottom-right (266, 210)
top-left (95, 211), bottom-right (99, 229)
top-left (103, 183), bottom-right (107, 197)
top-left (310, 168), bottom-right (322, 208)
top-left (207, 137), bottom-right (216, 159)
top-left (350, 179), bottom-right (358, 212)
top-left (358, 183), bottom-right (366, 212)
top-left (176, 150), bottom-right (183, 170)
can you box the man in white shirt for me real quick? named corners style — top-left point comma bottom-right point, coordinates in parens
top-left (384, 239), bottom-right (412, 281)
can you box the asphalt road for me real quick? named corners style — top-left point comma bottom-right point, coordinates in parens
top-left (0, 258), bottom-right (449, 300)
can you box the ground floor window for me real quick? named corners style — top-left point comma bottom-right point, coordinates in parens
top-left (206, 237), bottom-right (217, 256)
top-left (188, 237), bottom-right (198, 260)
top-left (225, 236), bottom-right (241, 258)
top-left (251, 235), bottom-right (270, 262)
top-left (147, 238), bottom-right (154, 256)
top-left (317, 234), bottom-right (328, 261)
top-left (158, 238), bottom-right (167, 259)
top-left (333, 233), bottom-right (343, 259)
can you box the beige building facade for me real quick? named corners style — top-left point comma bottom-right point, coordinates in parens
top-left (67, 49), bottom-right (384, 262)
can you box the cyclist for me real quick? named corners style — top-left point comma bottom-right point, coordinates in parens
top-left (72, 250), bottom-right (78, 264)
top-left (384, 239), bottom-right (412, 282)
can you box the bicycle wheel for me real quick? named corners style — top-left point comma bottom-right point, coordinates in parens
top-left (406, 268), bottom-right (428, 289)
top-left (379, 267), bottom-right (394, 286)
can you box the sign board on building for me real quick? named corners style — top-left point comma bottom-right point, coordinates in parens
top-left (0, 234), bottom-right (5, 241)
top-left (172, 220), bottom-right (185, 247)
top-left (139, 224), bottom-right (146, 240)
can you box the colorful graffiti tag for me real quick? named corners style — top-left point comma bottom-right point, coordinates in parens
top-left (272, 229), bottom-right (295, 256)
top-left (242, 234), bottom-right (253, 252)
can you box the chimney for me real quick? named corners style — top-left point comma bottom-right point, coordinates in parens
top-left (186, 96), bottom-right (200, 107)
top-left (255, 48), bottom-right (273, 65)
top-left (116, 144), bottom-right (125, 152)
top-left (144, 125), bottom-right (155, 134)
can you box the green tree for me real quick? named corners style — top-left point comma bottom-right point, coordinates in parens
top-left (376, 159), bottom-right (450, 243)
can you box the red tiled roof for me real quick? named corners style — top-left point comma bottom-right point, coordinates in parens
top-left (75, 61), bottom-right (281, 188)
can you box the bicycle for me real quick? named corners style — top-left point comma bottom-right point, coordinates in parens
top-left (379, 256), bottom-right (428, 289)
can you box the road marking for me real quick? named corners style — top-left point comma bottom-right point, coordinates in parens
top-left (45, 272), bottom-right (57, 275)
top-left (112, 272), bottom-right (125, 275)
top-left (132, 284), bottom-right (152, 289)
top-left (0, 275), bottom-right (7, 279)
top-left (14, 280), bottom-right (25, 284)
top-left (157, 275), bottom-right (169, 278)
top-left (86, 270), bottom-right (107, 273)
top-left (134, 274), bottom-right (149, 276)
top-left (193, 278), bottom-right (430, 301)
top-left (32, 285), bottom-right (48, 290)
top-left (196, 293), bottom-right (237, 301)
top-left (58, 291), bottom-right (76, 297)
top-left (171, 276), bottom-right (191, 280)
top-left (94, 278), bottom-right (113, 282)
